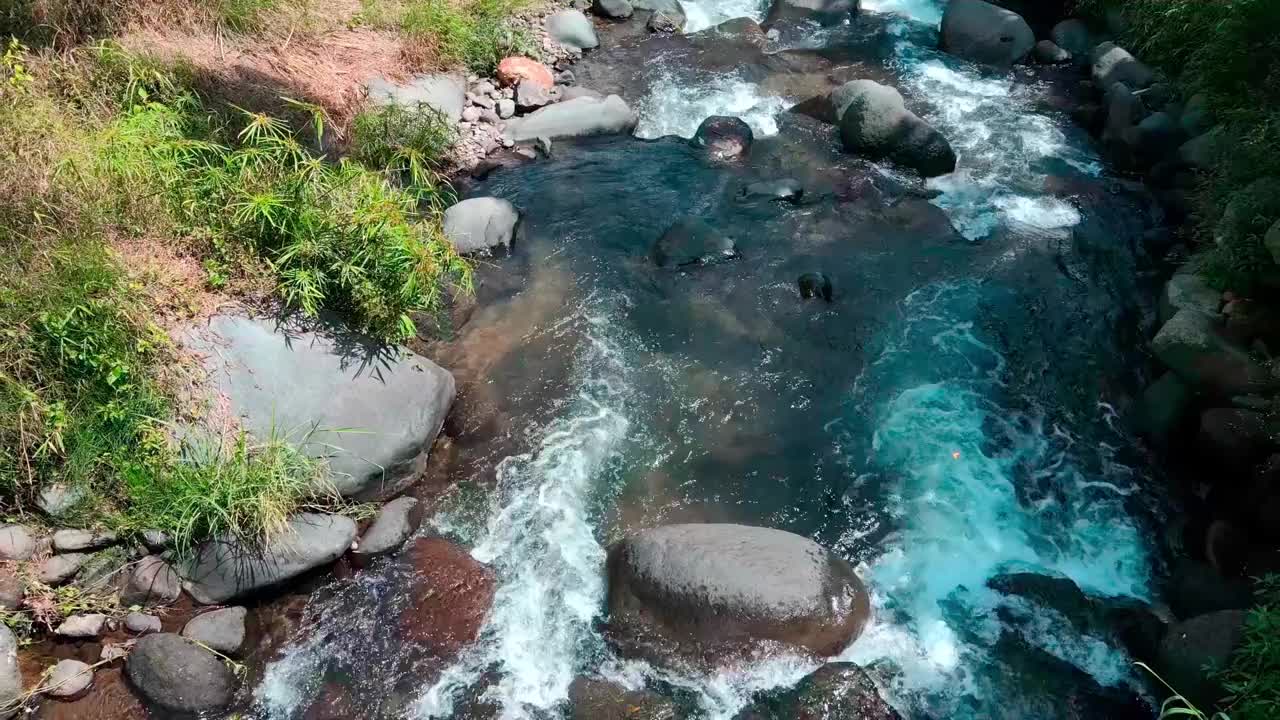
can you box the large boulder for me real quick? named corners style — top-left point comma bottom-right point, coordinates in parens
top-left (366, 73), bottom-right (466, 124)
top-left (1151, 309), bottom-right (1273, 397)
top-left (737, 663), bottom-right (900, 720)
top-left (836, 80), bottom-right (956, 178)
top-left (546, 9), bottom-right (599, 51)
top-left (1160, 272), bottom-right (1221, 323)
top-left (1050, 19), bottom-right (1092, 58)
top-left (354, 496), bottom-right (419, 558)
top-left (633, 0), bottom-right (686, 30)
top-left (606, 524), bottom-right (870, 666)
top-left (443, 197), bottom-right (520, 255)
top-left (1157, 610), bottom-right (1246, 709)
top-left (1091, 42), bottom-right (1156, 90)
top-left (568, 677), bottom-right (678, 720)
top-left (940, 0), bottom-right (1035, 67)
top-left (652, 218), bottom-right (738, 268)
top-left (502, 95), bottom-right (638, 143)
top-left (126, 633), bottom-right (237, 714)
top-left (691, 116), bottom-right (753, 160)
top-left (765, 0), bottom-right (859, 27)
top-left (181, 513), bottom-right (356, 604)
top-left (0, 627), bottom-right (19, 720)
top-left (187, 314), bottom-right (456, 499)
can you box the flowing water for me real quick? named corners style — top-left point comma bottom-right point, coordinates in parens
top-left (251, 1), bottom-right (1168, 718)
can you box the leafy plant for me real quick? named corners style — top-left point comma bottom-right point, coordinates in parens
top-left (1136, 662), bottom-right (1231, 720)
top-left (401, 0), bottom-right (538, 74)
top-left (1217, 576), bottom-right (1280, 720)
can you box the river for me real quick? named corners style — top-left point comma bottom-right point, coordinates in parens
top-left (250, 1), bottom-right (1167, 718)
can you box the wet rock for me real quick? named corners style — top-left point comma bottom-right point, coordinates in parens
top-left (0, 525), bottom-right (35, 561)
top-left (647, 9), bottom-right (681, 32)
top-left (443, 197), bottom-right (520, 255)
top-left (1198, 408), bottom-right (1270, 474)
top-left (652, 218), bottom-right (738, 268)
top-left (47, 659), bottom-right (93, 699)
top-left (0, 626), bottom-right (19, 720)
top-left (798, 273), bottom-right (833, 302)
top-left (1050, 19), bottom-right (1092, 59)
top-left (1161, 272), bottom-right (1221, 323)
top-left (56, 613), bottom-right (107, 638)
top-left (1101, 82), bottom-right (1147, 150)
top-left (567, 677), bottom-right (677, 720)
top-left (940, 0), bottom-right (1035, 67)
top-left (593, 0), bottom-right (633, 19)
top-left (101, 641), bottom-right (132, 663)
top-left (740, 178), bottom-right (803, 202)
top-left (182, 606), bottom-right (247, 655)
top-left (121, 555), bottom-right (182, 606)
top-left (691, 116), bottom-right (753, 160)
top-left (497, 98), bottom-right (516, 118)
top-left (366, 73), bottom-right (466, 124)
top-left (52, 528), bottom-right (118, 552)
top-left (515, 78), bottom-right (552, 111)
top-left (399, 538), bottom-right (496, 656)
top-left (1126, 111), bottom-right (1183, 164)
top-left (125, 612), bottom-right (162, 635)
top-left (38, 552), bottom-right (89, 585)
top-left (1130, 372), bottom-right (1192, 439)
top-left (187, 314), bottom-right (456, 499)
top-left (837, 80), bottom-right (956, 177)
top-left (354, 496), bottom-right (419, 558)
top-left (497, 57), bottom-right (555, 89)
top-left (502, 95), bottom-right (637, 143)
top-left (182, 513), bottom-right (356, 604)
top-left (37, 482), bottom-right (87, 517)
top-left (635, 0), bottom-right (686, 30)
top-left (738, 663), bottom-right (900, 720)
top-left (1158, 610), bottom-right (1246, 709)
top-left (1152, 309), bottom-right (1273, 397)
top-left (0, 569), bottom-right (22, 611)
top-left (606, 524), bottom-right (870, 666)
top-left (1033, 40), bottom-right (1069, 65)
top-left (126, 633), bottom-right (236, 714)
top-left (547, 10), bottom-right (599, 51)
top-left (1092, 42), bottom-right (1156, 90)
top-left (765, 0), bottom-right (859, 27)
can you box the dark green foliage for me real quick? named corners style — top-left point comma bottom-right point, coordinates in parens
top-left (1218, 577), bottom-right (1280, 720)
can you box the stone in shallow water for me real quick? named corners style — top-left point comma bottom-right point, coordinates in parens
top-left (651, 218), bottom-right (738, 268)
top-left (593, 0), bottom-right (633, 18)
top-left (740, 178), bottom-right (803, 203)
top-left (354, 496), bottom-right (419, 557)
top-left (182, 606), bottom-right (247, 655)
top-left (798, 273), bottom-right (833, 302)
top-left (126, 633), bottom-right (236, 714)
top-left (737, 663), bottom-right (901, 720)
top-left (837, 80), bottom-right (956, 178)
top-left (55, 614), bottom-right (107, 638)
top-left (765, 0), bottom-right (858, 28)
top-left (443, 197), bottom-right (520, 255)
top-left (398, 538), bottom-right (495, 656)
top-left (502, 95), bottom-right (637, 143)
top-left (46, 659), bottom-right (93, 698)
top-left (691, 115), bottom-right (753, 161)
top-left (567, 677), bottom-right (677, 720)
top-left (941, 0), bottom-right (1035, 67)
top-left (546, 9), bottom-right (600, 51)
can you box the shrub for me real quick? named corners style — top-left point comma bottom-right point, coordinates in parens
top-left (1218, 576), bottom-right (1280, 720)
top-left (401, 0), bottom-right (539, 74)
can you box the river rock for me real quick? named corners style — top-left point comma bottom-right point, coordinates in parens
top-left (51, 528), bottom-right (117, 552)
top-left (497, 57), bottom-right (554, 89)
top-left (1178, 127), bottom-right (1221, 170)
top-left (738, 663), bottom-right (900, 720)
top-left (126, 633), bottom-right (236, 714)
top-left (940, 0), bottom-right (1035, 67)
top-left (1158, 610), bottom-right (1246, 709)
top-left (568, 677), bottom-right (677, 720)
top-left (121, 555), bottom-right (182, 606)
top-left (182, 513), bottom-right (356, 604)
top-left (1101, 82), bottom-right (1147, 149)
top-left (444, 197), bottom-right (520, 255)
top-left (1180, 93), bottom-right (1212, 137)
top-left (366, 73), bottom-right (466, 124)
top-left (691, 116), bottom-right (753, 160)
top-left (652, 218), bottom-right (738, 268)
top-left (55, 613), bottom-right (107, 638)
top-left (647, 8), bottom-right (681, 32)
top-left (497, 97), bottom-right (516, 118)
top-left (547, 9), bottom-right (599, 51)
top-left (0, 626), bottom-right (19, 720)
top-left (0, 525), bottom-right (35, 561)
top-left (354, 496), bottom-right (419, 557)
top-left (502, 95), bottom-right (638, 143)
top-left (1169, 558), bottom-right (1252, 619)
top-left (37, 482), bottom-right (86, 517)
top-left (1152, 309), bottom-right (1273, 397)
top-left (461, 106), bottom-right (481, 123)
top-left (399, 538), bottom-right (496, 656)
top-left (1161, 272), bottom-right (1221, 323)
top-left (141, 529), bottom-right (169, 551)
top-left (606, 524), bottom-right (870, 666)
top-left (46, 659), bottom-right (93, 698)
top-left (1126, 111), bottom-right (1182, 164)
top-left (126, 612), bottom-right (163, 634)
top-left (799, 273), bottom-right (833, 302)
top-left (593, 0), bottom-right (633, 19)
top-left (740, 178), bottom-right (803, 202)
top-left (100, 641), bottom-right (132, 663)
top-left (1050, 19), bottom-right (1092, 59)
top-left (634, 0), bottom-right (685, 30)
top-left (836, 80), bottom-right (956, 178)
top-left (38, 552), bottom-right (89, 585)
top-left (1033, 40), bottom-right (1069, 65)
top-left (0, 569), bottom-right (22, 611)
top-left (182, 606), bottom-right (247, 655)
top-left (1130, 372), bottom-right (1191, 439)
top-left (515, 78), bottom-right (552, 112)
top-left (765, 0), bottom-right (859, 27)
top-left (1092, 42), bottom-right (1155, 90)
top-left (187, 314), bottom-right (456, 499)
top-left (1198, 408), bottom-right (1270, 473)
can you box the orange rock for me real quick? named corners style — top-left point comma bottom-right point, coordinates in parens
top-left (398, 538), bottom-right (496, 657)
top-left (496, 57), bottom-right (554, 90)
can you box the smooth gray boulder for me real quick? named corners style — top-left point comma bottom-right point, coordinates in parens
top-left (593, 0), bottom-right (633, 19)
top-left (188, 314), bottom-right (456, 499)
top-left (765, 0), bottom-right (858, 27)
top-left (0, 627), bottom-right (18, 720)
top-left (1092, 42), bottom-right (1155, 90)
top-left (515, 78), bottom-right (552, 112)
top-left (355, 496), bottom-right (420, 557)
top-left (181, 513), bottom-right (356, 604)
top-left (1050, 19), bottom-right (1092, 59)
top-left (46, 659), bottom-right (93, 698)
top-left (125, 612), bottom-right (163, 635)
top-left (606, 524), bottom-right (870, 666)
top-left (122, 555), bottom-right (182, 606)
top-left (940, 0), bottom-right (1035, 67)
top-left (55, 613), bottom-right (106, 638)
top-left (38, 553), bottom-right (89, 585)
top-left (1161, 273), bottom-right (1221, 323)
top-left (1152, 309), bottom-right (1273, 396)
top-left (502, 95), bottom-right (638, 143)
top-left (366, 73), bottom-right (466, 124)
top-left (0, 526), bottom-right (34, 562)
top-left (182, 606), bottom-right (247, 655)
top-left (547, 9), bottom-right (599, 51)
top-left (126, 633), bottom-right (236, 714)
top-left (444, 197), bottom-right (520, 255)
top-left (52, 528), bottom-right (117, 552)
top-left (836, 80), bottom-right (956, 177)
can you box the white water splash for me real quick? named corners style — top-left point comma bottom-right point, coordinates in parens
top-left (681, 0), bottom-right (770, 33)
top-left (634, 73), bottom-right (792, 140)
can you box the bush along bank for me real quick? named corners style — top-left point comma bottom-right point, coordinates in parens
top-left (976, 0), bottom-right (1280, 717)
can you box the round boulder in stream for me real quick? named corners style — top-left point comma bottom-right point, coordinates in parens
top-left (651, 218), bottom-right (738, 268)
top-left (126, 633), bottom-right (236, 714)
top-left (691, 116), bottom-right (753, 161)
top-left (605, 524), bottom-right (870, 666)
top-left (940, 0), bottom-right (1035, 67)
top-left (836, 80), bottom-right (956, 178)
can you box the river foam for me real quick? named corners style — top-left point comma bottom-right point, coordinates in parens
top-left (634, 73), bottom-right (792, 140)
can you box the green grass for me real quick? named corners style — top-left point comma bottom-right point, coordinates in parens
top-left (400, 0), bottom-right (539, 74)
top-left (352, 100), bottom-right (457, 180)
top-left (1217, 576), bottom-right (1280, 720)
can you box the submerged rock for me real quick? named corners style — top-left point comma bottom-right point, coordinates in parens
top-left (399, 538), bottom-right (496, 656)
top-left (652, 218), bottom-right (738, 268)
top-left (737, 663), bottom-right (900, 720)
top-left (444, 197), bottom-right (520, 255)
top-left (765, 0), bottom-right (859, 28)
top-left (366, 73), bottom-right (466, 124)
top-left (836, 80), bottom-right (956, 177)
top-left (606, 523), bottom-right (870, 666)
top-left (1033, 40), bottom-right (1069, 65)
top-left (502, 95), bottom-right (638, 143)
top-left (798, 273), bottom-right (833, 302)
top-left (691, 115), bottom-right (753, 160)
top-left (547, 9), bottom-right (600, 51)
top-left (634, 0), bottom-right (686, 31)
top-left (1130, 372), bottom-right (1192, 439)
top-left (126, 633), bottom-right (236, 714)
top-left (181, 513), bottom-right (356, 604)
top-left (354, 496), bottom-right (420, 558)
top-left (940, 0), bottom-right (1035, 67)
top-left (568, 677), bottom-right (678, 720)
top-left (739, 178), bottom-right (803, 202)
